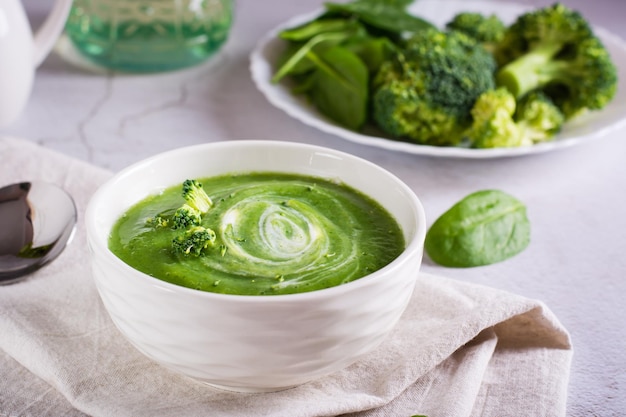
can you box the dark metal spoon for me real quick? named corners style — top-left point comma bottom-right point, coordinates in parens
top-left (0, 182), bottom-right (77, 284)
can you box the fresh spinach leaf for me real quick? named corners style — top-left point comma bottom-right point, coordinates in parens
top-left (289, 72), bottom-right (317, 94)
top-left (362, 0), bottom-right (413, 7)
top-left (324, 1), bottom-right (436, 34)
top-left (272, 26), bottom-right (364, 83)
top-left (275, 42), bottom-right (317, 76)
top-left (271, 0), bottom-right (437, 131)
top-left (425, 190), bottom-right (531, 267)
top-left (279, 19), bottom-right (358, 42)
top-left (344, 36), bottom-right (397, 73)
top-left (308, 45), bottom-right (369, 130)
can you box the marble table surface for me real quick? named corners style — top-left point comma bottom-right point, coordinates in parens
top-left (4, 0), bottom-right (626, 415)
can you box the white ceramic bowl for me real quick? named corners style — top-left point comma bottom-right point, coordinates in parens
top-left (85, 140), bottom-right (426, 392)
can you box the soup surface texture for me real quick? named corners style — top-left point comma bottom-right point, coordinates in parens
top-left (109, 172), bottom-right (405, 295)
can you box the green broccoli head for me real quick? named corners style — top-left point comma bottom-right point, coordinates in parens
top-left (145, 215), bottom-right (169, 228)
top-left (465, 88), bottom-right (525, 148)
top-left (182, 179), bottom-right (213, 213)
top-left (172, 226), bottom-right (216, 256)
top-left (172, 204), bottom-right (202, 229)
top-left (372, 77), bottom-right (469, 146)
top-left (446, 12), bottom-right (506, 51)
top-left (465, 88), bottom-right (565, 148)
top-left (372, 28), bottom-right (496, 146)
top-left (515, 91), bottom-right (565, 143)
top-left (494, 3), bottom-right (618, 118)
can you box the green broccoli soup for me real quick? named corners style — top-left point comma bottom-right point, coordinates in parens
top-left (108, 172), bottom-right (405, 295)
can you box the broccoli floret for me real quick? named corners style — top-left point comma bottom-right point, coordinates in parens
top-left (494, 3), bottom-right (618, 119)
top-left (182, 179), bottom-right (213, 213)
top-left (172, 204), bottom-right (202, 229)
top-left (446, 12), bottom-right (506, 52)
top-left (515, 91), bottom-right (565, 143)
top-left (172, 226), bottom-right (216, 256)
top-left (371, 28), bottom-right (496, 146)
top-left (465, 88), bottom-right (523, 148)
top-left (465, 88), bottom-right (564, 148)
top-left (145, 215), bottom-right (169, 228)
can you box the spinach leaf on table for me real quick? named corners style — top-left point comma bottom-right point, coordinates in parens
top-left (425, 190), bottom-right (531, 268)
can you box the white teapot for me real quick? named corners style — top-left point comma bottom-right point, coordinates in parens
top-left (0, 0), bottom-right (72, 128)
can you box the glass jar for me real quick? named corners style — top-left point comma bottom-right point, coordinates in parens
top-left (64, 0), bottom-right (233, 72)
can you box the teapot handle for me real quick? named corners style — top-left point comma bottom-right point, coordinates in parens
top-left (33, 0), bottom-right (73, 67)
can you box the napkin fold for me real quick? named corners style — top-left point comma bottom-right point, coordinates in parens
top-left (0, 137), bottom-right (572, 417)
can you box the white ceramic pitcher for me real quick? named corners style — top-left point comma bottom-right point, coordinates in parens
top-left (0, 0), bottom-right (72, 128)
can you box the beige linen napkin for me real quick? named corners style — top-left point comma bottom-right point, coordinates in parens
top-left (0, 137), bottom-right (572, 417)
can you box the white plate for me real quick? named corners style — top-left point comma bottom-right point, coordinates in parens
top-left (250, 0), bottom-right (626, 158)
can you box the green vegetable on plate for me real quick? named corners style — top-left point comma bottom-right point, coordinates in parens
top-left (494, 3), bottom-right (618, 119)
top-left (445, 11), bottom-right (506, 52)
top-left (323, 0), bottom-right (435, 34)
top-left (270, 1), bottom-right (618, 149)
top-left (272, 0), bottom-right (432, 131)
top-left (425, 190), bottom-right (531, 268)
top-left (371, 27), bottom-right (497, 146)
top-left (464, 88), bottom-right (565, 148)
top-left (306, 45), bottom-right (370, 130)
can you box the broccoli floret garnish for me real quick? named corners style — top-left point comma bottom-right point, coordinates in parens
top-left (371, 28), bottom-right (496, 146)
top-left (145, 215), bottom-right (169, 228)
top-left (446, 12), bottom-right (506, 52)
top-left (172, 204), bottom-right (202, 229)
top-left (464, 88), bottom-right (564, 148)
top-left (182, 179), bottom-right (213, 214)
top-left (494, 3), bottom-right (618, 119)
top-left (172, 226), bottom-right (216, 256)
